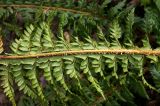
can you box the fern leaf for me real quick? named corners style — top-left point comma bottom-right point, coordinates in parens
top-left (63, 56), bottom-right (82, 89)
top-left (12, 65), bottom-right (37, 98)
top-left (26, 65), bottom-right (46, 102)
top-left (11, 24), bottom-right (34, 54)
top-left (0, 64), bottom-right (16, 106)
top-left (104, 54), bottom-right (118, 79)
top-left (109, 19), bottom-right (122, 48)
top-left (52, 57), bottom-right (69, 91)
top-left (80, 57), bottom-right (106, 100)
top-left (124, 8), bottom-right (135, 48)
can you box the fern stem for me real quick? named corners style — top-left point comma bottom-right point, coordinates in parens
top-left (0, 4), bottom-right (105, 18)
top-left (1, 49), bottom-right (160, 59)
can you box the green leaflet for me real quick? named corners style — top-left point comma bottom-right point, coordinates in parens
top-left (12, 65), bottom-right (37, 98)
top-left (0, 65), bottom-right (16, 106)
top-left (128, 76), bottom-right (149, 99)
top-left (26, 67), bottom-right (48, 106)
top-left (150, 64), bottom-right (160, 89)
top-left (80, 57), bottom-right (106, 100)
top-left (52, 57), bottom-right (69, 91)
top-left (124, 8), bottom-right (135, 48)
top-left (114, 90), bottom-right (126, 102)
top-left (109, 19), bottom-right (122, 48)
top-left (104, 54), bottom-right (118, 79)
top-left (107, 0), bottom-right (126, 18)
top-left (154, 0), bottom-right (160, 11)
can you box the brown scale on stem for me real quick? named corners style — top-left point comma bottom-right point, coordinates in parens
top-left (0, 36), bottom-right (3, 54)
top-left (0, 49), bottom-right (160, 59)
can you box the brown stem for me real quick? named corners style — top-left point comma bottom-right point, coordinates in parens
top-left (0, 49), bottom-right (160, 59)
top-left (0, 4), bottom-right (106, 18)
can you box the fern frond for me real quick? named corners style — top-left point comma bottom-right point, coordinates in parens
top-left (124, 8), bottom-right (135, 48)
top-left (109, 19), bottom-right (122, 48)
top-left (80, 56), bottom-right (106, 100)
top-left (52, 57), bottom-right (69, 91)
top-left (12, 65), bottom-right (37, 98)
top-left (0, 63), bottom-right (16, 106)
top-left (24, 60), bottom-right (46, 102)
top-left (0, 1), bottom-right (160, 105)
